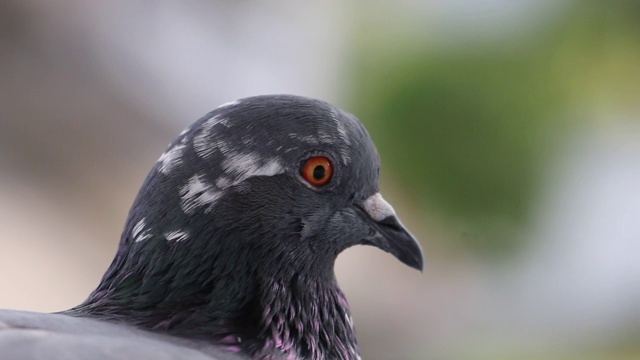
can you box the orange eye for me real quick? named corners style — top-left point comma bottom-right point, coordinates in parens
top-left (301, 156), bottom-right (333, 187)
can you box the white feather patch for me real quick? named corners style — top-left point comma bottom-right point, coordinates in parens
top-left (221, 152), bottom-right (284, 180)
top-left (132, 218), bottom-right (152, 242)
top-left (157, 143), bottom-right (186, 174)
top-left (164, 230), bottom-right (189, 242)
top-left (179, 174), bottom-right (221, 214)
top-left (193, 115), bottom-right (230, 159)
top-left (330, 112), bottom-right (352, 164)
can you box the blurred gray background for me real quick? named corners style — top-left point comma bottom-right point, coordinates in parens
top-left (1, 1), bottom-right (639, 359)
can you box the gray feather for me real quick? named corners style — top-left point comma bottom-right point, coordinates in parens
top-left (0, 310), bottom-right (245, 360)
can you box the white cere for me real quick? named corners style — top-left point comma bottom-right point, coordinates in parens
top-left (362, 193), bottom-right (396, 222)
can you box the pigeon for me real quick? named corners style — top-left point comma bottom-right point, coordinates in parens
top-left (0, 95), bottom-right (423, 360)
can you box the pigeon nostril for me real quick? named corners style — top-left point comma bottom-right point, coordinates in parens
top-left (378, 216), bottom-right (403, 232)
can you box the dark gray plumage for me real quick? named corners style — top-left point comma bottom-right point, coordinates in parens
top-left (0, 95), bottom-right (423, 360)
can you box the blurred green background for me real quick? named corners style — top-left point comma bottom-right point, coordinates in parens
top-left (1, 1), bottom-right (639, 359)
top-left (353, 0), bottom-right (640, 255)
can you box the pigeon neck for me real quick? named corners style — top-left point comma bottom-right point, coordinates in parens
top-left (250, 273), bottom-right (361, 360)
top-left (69, 263), bottom-right (360, 360)
top-left (66, 240), bottom-right (360, 359)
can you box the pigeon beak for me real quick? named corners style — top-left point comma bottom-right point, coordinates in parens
top-left (358, 193), bottom-right (424, 271)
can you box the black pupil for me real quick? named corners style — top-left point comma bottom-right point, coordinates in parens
top-left (312, 165), bottom-right (326, 180)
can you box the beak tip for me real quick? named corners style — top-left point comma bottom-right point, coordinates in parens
top-left (404, 245), bottom-right (425, 272)
top-left (376, 215), bottom-right (425, 273)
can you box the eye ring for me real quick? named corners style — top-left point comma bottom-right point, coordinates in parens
top-left (301, 156), bottom-right (333, 187)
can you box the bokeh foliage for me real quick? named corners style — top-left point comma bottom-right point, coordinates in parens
top-left (350, 1), bottom-right (640, 255)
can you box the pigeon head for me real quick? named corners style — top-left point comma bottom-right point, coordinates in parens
top-left (71, 95), bottom-right (423, 359)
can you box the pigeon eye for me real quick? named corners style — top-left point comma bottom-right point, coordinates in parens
top-left (301, 156), bottom-right (333, 187)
